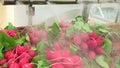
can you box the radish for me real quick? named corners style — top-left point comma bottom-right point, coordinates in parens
top-left (70, 55), bottom-right (82, 64)
top-left (0, 66), bottom-right (5, 68)
top-left (8, 58), bottom-right (18, 66)
top-left (5, 50), bottom-right (12, 59)
top-left (9, 63), bottom-right (20, 68)
top-left (52, 63), bottom-right (65, 68)
top-left (27, 50), bottom-right (36, 57)
top-left (31, 37), bottom-right (39, 44)
top-left (72, 35), bottom-right (82, 46)
top-left (5, 50), bottom-right (18, 60)
top-left (50, 52), bottom-right (62, 62)
top-left (53, 42), bottom-right (63, 50)
top-left (74, 65), bottom-right (83, 68)
top-left (38, 30), bottom-right (48, 41)
top-left (16, 45), bottom-right (27, 55)
top-left (89, 32), bottom-right (97, 39)
top-left (88, 39), bottom-right (97, 49)
top-left (61, 50), bottom-right (71, 57)
top-left (88, 51), bottom-right (96, 59)
top-left (0, 59), bottom-right (7, 64)
top-left (6, 30), bottom-right (17, 37)
top-left (80, 32), bottom-right (89, 42)
top-left (21, 63), bottom-right (34, 68)
top-left (62, 58), bottom-right (74, 68)
top-left (80, 43), bottom-right (89, 51)
top-left (19, 58), bottom-right (29, 66)
top-left (20, 53), bottom-right (31, 60)
top-left (95, 47), bottom-right (105, 55)
top-left (96, 38), bottom-right (103, 46)
top-left (60, 32), bottom-right (66, 39)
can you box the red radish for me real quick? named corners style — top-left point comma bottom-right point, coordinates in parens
top-left (27, 50), bottom-right (36, 57)
top-left (38, 30), bottom-right (48, 41)
top-left (61, 21), bottom-right (72, 27)
top-left (0, 66), bottom-right (5, 68)
top-left (6, 30), bottom-right (17, 37)
top-left (80, 32), bottom-right (89, 42)
top-left (96, 38), bottom-right (103, 46)
top-left (74, 65), bottom-right (83, 68)
top-left (114, 43), bottom-right (120, 50)
top-left (16, 45), bottom-right (27, 55)
top-left (0, 59), bottom-right (7, 64)
top-left (5, 50), bottom-right (12, 59)
top-left (9, 63), bottom-right (20, 68)
top-left (95, 47), bottom-right (105, 55)
top-left (70, 55), bottom-right (82, 64)
top-left (60, 32), bottom-right (66, 39)
top-left (19, 58), bottom-right (29, 66)
top-left (97, 35), bottom-right (102, 39)
top-left (62, 57), bottom-right (74, 68)
top-left (61, 50), bottom-right (71, 57)
top-left (20, 53), bottom-right (31, 60)
top-left (89, 51), bottom-right (96, 59)
top-left (53, 42), bottom-right (63, 50)
top-left (50, 52), bottom-right (62, 62)
top-left (8, 58), bottom-right (18, 66)
top-left (89, 32), bottom-right (97, 39)
top-left (52, 63), bottom-right (65, 68)
top-left (21, 63), bottom-right (34, 68)
top-left (80, 43), bottom-right (89, 51)
top-left (5, 50), bottom-right (18, 60)
top-left (88, 39), bottom-right (97, 49)
top-left (72, 35), bottom-right (82, 46)
top-left (61, 27), bottom-right (67, 31)
top-left (31, 37), bottom-right (39, 44)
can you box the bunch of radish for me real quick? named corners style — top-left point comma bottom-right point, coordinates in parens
top-left (28, 29), bottom-right (48, 45)
top-left (72, 32), bottom-right (105, 59)
top-left (0, 45), bottom-right (36, 68)
top-left (46, 42), bottom-right (84, 68)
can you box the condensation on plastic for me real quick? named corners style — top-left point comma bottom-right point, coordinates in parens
top-left (78, 0), bottom-right (98, 3)
top-left (88, 3), bottom-right (119, 24)
top-left (116, 0), bottom-right (120, 2)
top-left (99, 0), bottom-right (115, 3)
top-left (37, 2), bottom-right (85, 26)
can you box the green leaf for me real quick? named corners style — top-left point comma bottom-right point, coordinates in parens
top-left (0, 32), bottom-right (16, 52)
top-left (95, 55), bottom-right (109, 68)
top-left (102, 39), bottom-right (112, 56)
top-left (37, 41), bottom-right (47, 53)
top-left (15, 33), bottom-right (29, 45)
top-left (4, 22), bottom-right (17, 30)
top-left (73, 16), bottom-right (92, 32)
top-left (99, 28), bottom-right (108, 33)
top-left (32, 54), bottom-right (47, 63)
top-left (66, 26), bottom-right (76, 38)
top-left (0, 47), bottom-right (4, 59)
top-left (69, 44), bottom-right (79, 54)
top-left (25, 33), bottom-right (30, 41)
top-left (83, 23), bottom-right (92, 32)
top-left (49, 22), bottom-right (61, 37)
top-left (37, 61), bottom-right (43, 68)
top-left (114, 56), bottom-right (120, 68)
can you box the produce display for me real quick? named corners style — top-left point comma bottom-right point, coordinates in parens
top-left (0, 16), bottom-right (120, 68)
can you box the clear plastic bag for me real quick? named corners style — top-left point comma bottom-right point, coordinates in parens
top-left (88, 3), bottom-right (119, 24)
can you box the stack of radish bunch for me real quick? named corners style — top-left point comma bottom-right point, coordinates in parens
top-left (0, 45), bottom-right (36, 68)
top-left (46, 42), bottom-right (83, 68)
top-left (28, 29), bottom-right (48, 45)
top-left (72, 32), bottom-right (104, 59)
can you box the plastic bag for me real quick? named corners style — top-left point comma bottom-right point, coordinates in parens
top-left (88, 3), bottom-right (119, 24)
